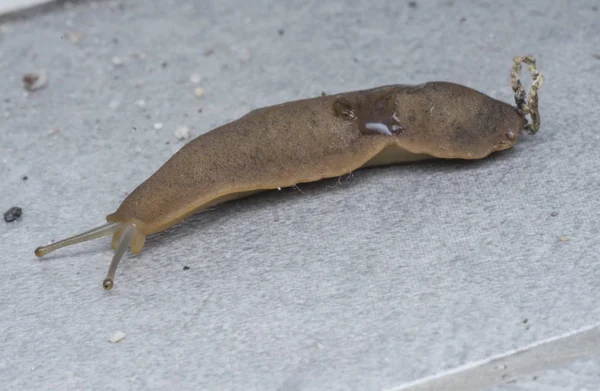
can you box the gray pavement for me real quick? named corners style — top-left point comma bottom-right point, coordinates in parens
top-left (1, 1), bottom-right (599, 390)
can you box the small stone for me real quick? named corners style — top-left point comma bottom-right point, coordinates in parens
top-left (550, 211), bottom-right (559, 217)
top-left (239, 49), bottom-right (251, 62)
top-left (559, 236), bottom-right (569, 242)
top-left (108, 331), bottom-right (126, 343)
top-left (47, 128), bottom-right (59, 135)
top-left (194, 87), bottom-right (205, 98)
top-left (66, 31), bottom-right (83, 43)
top-left (22, 71), bottom-right (48, 91)
top-left (4, 206), bottom-right (23, 223)
top-left (174, 125), bottom-right (190, 140)
top-left (183, 266), bottom-right (190, 270)
top-left (190, 73), bottom-right (202, 84)
top-left (112, 56), bottom-right (124, 67)
top-left (22, 176), bottom-right (28, 181)
top-left (135, 99), bottom-right (146, 108)
top-left (153, 122), bottom-right (163, 130)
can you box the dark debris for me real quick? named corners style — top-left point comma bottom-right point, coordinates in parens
top-left (4, 206), bottom-right (23, 223)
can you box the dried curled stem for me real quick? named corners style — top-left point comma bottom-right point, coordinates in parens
top-left (511, 55), bottom-right (545, 134)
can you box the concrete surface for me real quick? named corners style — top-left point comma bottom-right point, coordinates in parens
top-left (1, 0), bottom-right (599, 390)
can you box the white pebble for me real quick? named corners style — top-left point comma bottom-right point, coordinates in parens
top-left (112, 56), bottom-right (124, 67)
top-left (153, 122), bottom-right (163, 130)
top-left (174, 125), bottom-right (190, 140)
top-left (135, 99), bottom-right (146, 108)
top-left (108, 331), bottom-right (126, 343)
top-left (236, 47), bottom-right (251, 63)
top-left (194, 87), bottom-right (205, 98)
top-left (189, 73), bottom-right (202, 84)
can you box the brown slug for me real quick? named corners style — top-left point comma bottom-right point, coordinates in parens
top-left (35, 56), bottom-right (544, 290)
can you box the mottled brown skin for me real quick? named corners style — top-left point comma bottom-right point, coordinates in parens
top-left (107, 82), bottom-right (527, 250)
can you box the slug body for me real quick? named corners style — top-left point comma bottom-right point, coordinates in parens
top-left (34, 56), bottom-right (543, 290)
top-left (110, 82), bottom-right (525, 241)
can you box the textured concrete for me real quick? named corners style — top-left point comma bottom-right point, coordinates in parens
top-left (1, 1), bottom-right (599, 390)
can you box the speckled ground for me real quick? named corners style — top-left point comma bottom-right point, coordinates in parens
top-left (1, 1), bottom-right (599, 390)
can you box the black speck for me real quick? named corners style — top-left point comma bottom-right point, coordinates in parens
top-left (533, 376), bottom-right (538, 381)
top-left (112, 37), bottom-right (119, 44)
top-left (183, 266), bottom-right (190, 270)
top-left (22, 175), bottom-right (28, 181)
top-left (165, 141), bottom-right (170, 145)
top-left (459, 16), bottom-right (466, 23)
top-left (4, 206), bottom-right (23, 223)
top-left (551, 211), bottom-right (559, 217)
top-left (203, 49), bottom-right (215, 57)
top-left (522, 318), bottom-right (528, 324)
top-left (408, 1), bottom-right (417, 8)
top-left (278, 29), bottom-right (285, 36)
top-left (161, 61), bottom-right (168, 68)
top-left (132, 127), bottom-right (137, 131)
top-left (198, 108), bottom-right (203, 113)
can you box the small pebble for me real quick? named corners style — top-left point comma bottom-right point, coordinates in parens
top-left (183, 266), bottom-right (190, 270)
top-left (237, 48), bottom-right (251, 63)
top-left (4, 206), bottom-right (23, 223)
top-left (111, 56), bottom-right (124, 67)
top-left (174, 125), bottom-right (190, 140)
top-left (135, 99), bottom-right (146, 108)
top-left (194, 87), bottom-right (205, 98)
top-left (550, 211), bottom-right (559, 217)
top-left (22, 175), bottom-right (28, 181)
top-left (190, 73), bottom-right (202, 84)
top-left (153, 122), bottom-right (163, 130)
top-left (108, 331), bottom-right (126, 343)
top-left (66, 31), bottom-right (83, 43)
top-left (22, 71), bottom-right (48, 91)
top-left (559, 236), bottom-right (569, 242)
top-left (47, 128), bottom-right (59, 135)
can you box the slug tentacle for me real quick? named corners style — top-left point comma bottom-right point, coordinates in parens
top-left (103, 223), bottom-right (137, 290)
top-left (34, 222), bottom-right (121, 257)
top-left (511, 55), bottom-right (545, 134)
